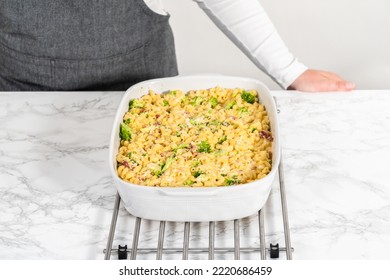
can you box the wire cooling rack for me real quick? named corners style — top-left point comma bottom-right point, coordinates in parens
top-left (103, 155), bottom-right (292, 260)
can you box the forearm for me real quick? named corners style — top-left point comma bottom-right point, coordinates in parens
top-left (194, 0), bottom-right (307, 89)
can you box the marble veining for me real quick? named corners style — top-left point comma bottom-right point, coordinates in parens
top-left (1, 90), bottom-right (390, 259)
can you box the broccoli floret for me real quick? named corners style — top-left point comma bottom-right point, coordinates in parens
top-left (183, 179), bottom-right (195, 186)
top-left (119, 122), bottom-right (132, 141)
top-left (124, 118), bottom-right (131, 125)
top-left (189, 118), bottom-right (197, 126)
top-left (238, 107), bottom-right (248, 114)
top-left (241, 91), bottom-right (256, 104)
top-left (180, 97), bottom-right (187, 107)
top-left (129, 99), bottom-right (145, 109)
top-left (161, 157), bottom-right (175, 173)
top-left (197, 141), bottom-right (211, 153)
top-left (209, 120), bottom-right (220, 126)
top-left (152, 169), bottom-right (163, 177)
top-left (225, 100), bottom-right (236, 110)
top-left (217, 135), bottom-right (227, 144)
top-left (224, 175), bottom-right (241, 186)
top-left (149, 163), bottom-right (162, 177)
top-left (163, 100), bottom-right (169, 106)
top-left (151, 157), bottom-right (175, 177)
top-left (174, 143), bottom-right (189, 152)
top-left (209, 97), bottom-right (218, 108)
top-left (224, 178), bottom-right (235, 185)
top-left (190, 96), bottom-right (204, 106)
top-left (192, 170), bottom-right (204, 178)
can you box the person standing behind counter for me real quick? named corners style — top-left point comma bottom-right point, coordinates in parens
top-left (0, 0), bottom-right (355, 92)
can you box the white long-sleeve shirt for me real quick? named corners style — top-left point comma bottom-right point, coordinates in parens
top-left (144, 0), bottom-right (308, 89)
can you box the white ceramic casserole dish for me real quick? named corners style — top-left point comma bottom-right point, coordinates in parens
top-left (109, 75), bottom-right (280, 222)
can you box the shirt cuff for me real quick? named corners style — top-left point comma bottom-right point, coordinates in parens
top-left (278, 59), bottom-right (308, 89)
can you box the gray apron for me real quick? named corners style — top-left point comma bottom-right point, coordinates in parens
top-left (0, 0), bottom-right (178, 90)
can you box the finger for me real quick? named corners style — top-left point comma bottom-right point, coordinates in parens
top-left (335, 81), bottom-right (355, 91)
top-left (319, 80), bottom-right (355, 91)
top-left (344, 82), bottom-right (356, 90)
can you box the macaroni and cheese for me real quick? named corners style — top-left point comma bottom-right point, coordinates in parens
top-left (116, 87), bottom-right (273, 187)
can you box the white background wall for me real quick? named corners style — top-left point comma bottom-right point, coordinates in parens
top-left (162, 0), bottom-right (390, 90)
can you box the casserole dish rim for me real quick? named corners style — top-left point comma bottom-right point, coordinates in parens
top-left (109, 74), bottom-right (280, 190)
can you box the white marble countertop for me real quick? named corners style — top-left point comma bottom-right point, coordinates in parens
top-left (1, 90), bottom-right (390, 260)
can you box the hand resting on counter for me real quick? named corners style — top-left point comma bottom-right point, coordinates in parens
top-left (288, 69), bottom-right (356, 92)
